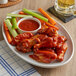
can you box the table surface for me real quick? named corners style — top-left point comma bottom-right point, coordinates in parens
top-left (0, 0), bottom-right (76, 76)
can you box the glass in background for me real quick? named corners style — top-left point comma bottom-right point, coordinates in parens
top-left (54, 0), bottom-right (75, 16)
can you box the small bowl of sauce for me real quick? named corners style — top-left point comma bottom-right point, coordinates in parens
top-left (17, 17), bottom-right (41, 34)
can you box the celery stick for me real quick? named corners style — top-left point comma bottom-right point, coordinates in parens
top-left (11, 17), bottom-right (18, 29)
top-left (7, 13), bottom-right (33, 18)
top-left (22, 8), bottom-right (48, 22)
top-left (7, 18), bottom-right (11, 22)
top-left (5, 19), bottom-right (18, 37)
top-left (17, 28), bottom-right (23, 34)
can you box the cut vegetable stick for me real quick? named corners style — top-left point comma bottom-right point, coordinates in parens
top-left (37, 18), bottom-right (58, 30)
top-left (45, 22), bottom-right (59, 30)
top-left (4, 22), bottom-right (12, 43)
top-left (7, 18), bottom-right (11, 22)
top-left (11, 17), bottom-right (18, 29)
top-left (41, 24), bottom-right (48, 29)
top-left (16, 17), bottom-right (18, 22)
top-left (7, 13), bottom-right (33, 18)
top-left (22, 8), bottom-right (48, 22)
top-left (38, 8), bottom-right (56, 25)
top-left (5, 19), bottom-right (18, 38)
top-left (19, 11), bottom-right (27, 15)
top-left (3, 22), bottom-right (8, 31)
top-left (5, 30), bottom-right (12, 43)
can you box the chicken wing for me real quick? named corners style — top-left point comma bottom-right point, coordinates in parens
top-left (34, 37), bottom-right (58, 52)
top-left (56, 43), bottom-right (68, 61)
top-left (11, 32), bottom-right (34, 45)
top-left (29, 50), bottom-right (57, 63)
top-left (38, 27), bottom-right (58, 37)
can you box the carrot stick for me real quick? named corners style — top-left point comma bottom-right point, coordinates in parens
top-left (17, 11), bottom-right (27, 22)
top-left (4, 22), bottom-right (12, 43)
top-left (16, 17), bottom-right (18, 22)
top-left (19, 11), bottom-right (27, 15)
top-left (38, 8), bottom-right (56, 25)
top-left (4, 22), bottom-right (8, 31)
top-left (41, 24), bottom-right (48, 29)
top-left (45, 22), bottom-right (59, 30)
top-left (37, 18), bottom-right (58, 30)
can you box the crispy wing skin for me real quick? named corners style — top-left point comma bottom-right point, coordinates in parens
top-left (37, 48), bottom-right (55, 53)
top-left (16, 38), bottom-right (40, 53)
top-left (38, 27), bottom-right (58, 37)
top-left (58, 35), bottom-right (67, 43)
top-left (34, 37), bottom-right (58, 52)
top-left (56, 43), bottom-right (68, 61)
top-left (41, 24), bottom-right (48, 29)
top-left (55, 35), bottom-right (67, 61)
top-left (34, 34), bottom-right (48, 41)
top-left (29, 50), bottom-right (57, 63)
top-left (16, 45), bottom-right (32, 53)
top-left (56, 35), bottom-right (67, 48)
top-left (11, 32), bottom-right (34, 45)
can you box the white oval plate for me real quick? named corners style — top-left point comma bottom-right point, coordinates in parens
top-left (2, 9), bottom-right (74, 68)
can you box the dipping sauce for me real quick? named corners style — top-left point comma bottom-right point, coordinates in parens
top-left (19, 20), bottom-right (39, 31)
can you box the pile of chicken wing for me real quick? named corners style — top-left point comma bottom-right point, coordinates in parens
top-left (11, 22), bottom-right (68, 63)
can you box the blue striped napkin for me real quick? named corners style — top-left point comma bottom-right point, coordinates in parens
top-left (0, 40), bottom-right (41, 76)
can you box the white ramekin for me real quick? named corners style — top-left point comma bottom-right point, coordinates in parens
top-left (17, 17), bottom-right (41, 34)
